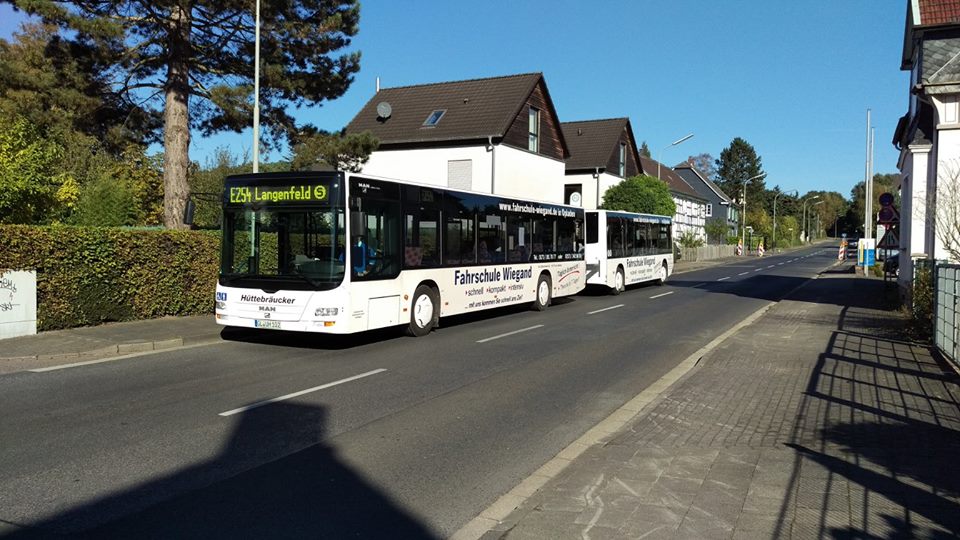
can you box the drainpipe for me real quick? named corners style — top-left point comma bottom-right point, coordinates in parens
top-left (488, 136), bottom-right (496, 194)
top-left (593, 167), bottom-right (600, 208)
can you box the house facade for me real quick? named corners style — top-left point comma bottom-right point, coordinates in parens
top-left (894, 0), bottom-right (960, 296)
top-left (674, 162), bottom-right (739, 239)
top-left (345, 73), bottom-right (570, 204)
top-left (560, 118), bottom-right (642, 208)
top-left (637, 156), bottom-right (708, 241)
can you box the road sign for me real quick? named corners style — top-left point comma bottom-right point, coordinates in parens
top-left (878, 226), bottom-right (899, 249)
top-left (877, 205), bottom-right (899, 225)
top-left (879, 192), bottom-right (894, 207)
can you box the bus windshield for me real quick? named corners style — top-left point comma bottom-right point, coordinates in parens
top-left (220, 176), bottom-right (346, 291)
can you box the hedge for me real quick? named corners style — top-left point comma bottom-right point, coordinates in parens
top-left (0, 225), bottom-right (220, 330)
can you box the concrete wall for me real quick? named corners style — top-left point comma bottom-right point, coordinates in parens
top-left (360, 146), bottom-right (493, 192)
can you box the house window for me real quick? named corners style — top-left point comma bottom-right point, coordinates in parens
top-left (528, 107), bottom-right (540, 152)
top-left (423, 109), bottom-right (446, 127)
top-left (706, 203), bottom-right (712, 217)
top-left (618, 143), bottom-right (626, 177)
top-left (564, 184), bottom-right (582, 206)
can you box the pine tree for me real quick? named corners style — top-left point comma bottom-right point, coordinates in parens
top-left (9, 0), bottom-right (362, 228)
top-left (639, 141), bottom-right (651, 158)
top-left (716, 137), bottom-right (767, 211)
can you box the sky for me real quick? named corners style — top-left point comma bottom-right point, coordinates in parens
top-left (0, 1), bottom-right (908, 199)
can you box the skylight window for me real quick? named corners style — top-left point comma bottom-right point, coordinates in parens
top-left (423, 109), bottom-right (446, 127)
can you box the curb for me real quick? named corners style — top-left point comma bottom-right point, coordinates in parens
top-left (0, 336), bottom-right (230, 375)
top-left (2, 337), bottom-right (186, 365)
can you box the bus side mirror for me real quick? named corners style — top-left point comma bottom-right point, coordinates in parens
top-left (350, 212), bottom-right (366, 236)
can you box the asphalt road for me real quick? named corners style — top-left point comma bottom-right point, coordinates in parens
top-left (0, 245), bottom-right (839, 539)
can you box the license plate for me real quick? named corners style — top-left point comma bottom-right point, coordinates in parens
top-left (255, 319), bottom-right (281, 329)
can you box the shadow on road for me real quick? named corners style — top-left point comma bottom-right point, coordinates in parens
top-left (2, 402), bottom-right (438, 539)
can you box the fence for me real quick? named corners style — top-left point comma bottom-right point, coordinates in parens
top-left (935, 263), bottom-right (960, 366)
top-left (678, 244), bottom-right (737, 262)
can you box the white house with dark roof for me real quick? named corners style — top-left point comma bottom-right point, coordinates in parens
top-left (674, 162), bottom-right (739, 238)
top-left (894, 0), bottom-right (960, 296)
top-left (345, 73), bottom-right (570, 203)
top-left (560, 118), bottom-right (642, 208)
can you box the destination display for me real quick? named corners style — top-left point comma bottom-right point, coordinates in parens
top-left (227, 183), bottom-right (329, 205)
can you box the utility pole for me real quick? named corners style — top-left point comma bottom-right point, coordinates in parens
top-left (863, 109), bottom-right (871, 239)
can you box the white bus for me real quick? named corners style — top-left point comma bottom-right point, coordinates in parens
top-left (215, 172), bottom-right (586, 336)
top-left (584, 210), bottom-right (673, 294)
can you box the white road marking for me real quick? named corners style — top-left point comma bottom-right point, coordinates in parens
top-left (219, 368), bottom-right (388, 417)
top-left (717, 276), bottom-right (730, 281)
top-left (766, 265), bottom-right (775, 269)
top-left (753, 269), bottom-right (762, 272)
top-left (738, 271), bottom-right (750, 276)
top-left (777, 263), bottom-right (784, 266)
top-left (588, 304), bottom-right (625, 315)
top-left (650, 291), bottom-right (674, 299)
top-left (477, 324), bottom-right (545, 343)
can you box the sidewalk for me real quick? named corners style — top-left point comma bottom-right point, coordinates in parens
top-left (0, 315), bottom-right (222, 374)
top-left (471, 268), bottom-right (960, 539)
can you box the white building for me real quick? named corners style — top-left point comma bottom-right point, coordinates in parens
top-left (639, 156), bottom-right (708, 242)
top-left (345, 73), bottom-right (570, 204)
top-left (560, 117), bottom-right (643, 208)
top-left (894, 0), bottom-right (960, 297)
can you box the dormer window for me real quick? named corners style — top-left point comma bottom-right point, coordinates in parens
top-left (423, 109), bottom-right (446, 127)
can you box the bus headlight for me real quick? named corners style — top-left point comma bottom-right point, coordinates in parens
top-left (315, 307), bottom-right (339, 317)
top-left (216, 301), bottom-right (227, 310)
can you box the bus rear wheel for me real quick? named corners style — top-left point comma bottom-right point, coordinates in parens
top-left (612, 267), bottom-right (625, 295)
top-left (407, 284), bottom-right (439, 337)
top-left (657, 262), bottom-right (668, 285)
top-left (532, 273), bottom-right (552, 311)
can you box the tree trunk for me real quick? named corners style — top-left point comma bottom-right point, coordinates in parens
top-left (163, 3), bottom-right (191, 229)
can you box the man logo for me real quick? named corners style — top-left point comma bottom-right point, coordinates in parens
top-left (216, 292), bottom-right (227, 301)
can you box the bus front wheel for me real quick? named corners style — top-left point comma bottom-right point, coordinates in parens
top-left (612, 267), bottom-right (625, 295)
top-left (407, 285), bottom-right (439, 337)
top-left (532, 273), bottom-right (552, 311)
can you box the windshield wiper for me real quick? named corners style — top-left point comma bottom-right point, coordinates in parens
top-left (290, 268), bottom-right (325, 288)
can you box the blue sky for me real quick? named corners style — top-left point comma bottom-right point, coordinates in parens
top-left (1, 1), bottom-right (907, 198)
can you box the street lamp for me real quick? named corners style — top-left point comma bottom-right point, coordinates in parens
top-left (739, 173), bottom-right (766, 253)
top-left (773, 189), bottom-right (798, 250)
top-left (657, 133), bottom-right (694, 180)
top-left (808, 201), bottom-right (824, 242)
top-left (801, 195), bottom-right (821, 243)
top-left (252, 0), bottom-right (261, 173)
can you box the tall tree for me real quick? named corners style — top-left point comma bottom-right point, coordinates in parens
top-left (639, 141), bottom-right (651, 158)
top-left (715, 137), bottom-right (767, 213)
top-left (10, 0), bottom-right (362, 228)
top-left (686, 153), bottom-right (717, 180)
top-left (0, 23), bottom-right (159, 153)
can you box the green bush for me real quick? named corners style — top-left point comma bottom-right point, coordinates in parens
top-left (676, 231), bottom-right (705, 248)
top-left (909, 263), bottom-right (934, 341)
top-left (0, 225), bottom-right (219, 330)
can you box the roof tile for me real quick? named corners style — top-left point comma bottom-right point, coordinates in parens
top-left (345, 73), bottom-right (542, 145)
